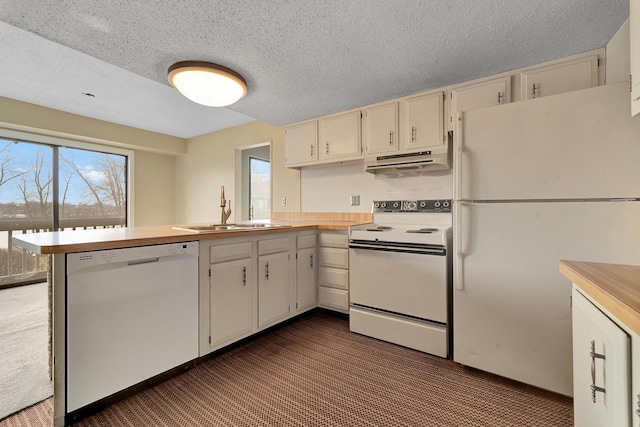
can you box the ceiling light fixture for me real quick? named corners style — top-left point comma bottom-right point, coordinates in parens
top-left (168, 61), bottom-right (248, 107)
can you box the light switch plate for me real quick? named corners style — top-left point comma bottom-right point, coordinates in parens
top-left (281, 197), bottom-right (287, 206)
top-left (350, 195), bottom-right (360, 206)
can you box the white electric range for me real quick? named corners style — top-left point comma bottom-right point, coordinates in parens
top-left (348, 199), bottom-right (453, 358)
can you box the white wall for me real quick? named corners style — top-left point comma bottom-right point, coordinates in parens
top-left (301, 163), bottom-right (453, 212)
top-left (175, 121), bottom-right (300, 224)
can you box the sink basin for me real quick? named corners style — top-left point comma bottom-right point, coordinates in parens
top-left (173, 223), bottom-right (291, 233)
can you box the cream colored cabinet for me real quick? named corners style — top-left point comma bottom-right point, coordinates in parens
top-left (318, 110), bottom-right (363, 162)
top-left (521, 54), bottom-right (600, 100)
top-left (207, 241), bottom-right (254, 350)
top-left (631, 0), bottom-right (640, 116)
top-left (285, 120), bottom-right (318, 167)
top-left (318, 232), bottom-right (349, 313)
top-left (402, 91), bottom-right (445, 151)
top-left (572, 288), bottom-right (631, 427)
top-left (364, 102), bottom-right (399, 156)
top-left (296, 234), bottom-right (317, 312)
top-left (449, 76), bottom-right (511, 128)
top-left (258, 237), bottom-right (290, 328)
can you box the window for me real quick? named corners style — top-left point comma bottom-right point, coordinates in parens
top-left (249, 157), bottom-right (271, 220)
top-left (0, 137), bottom-right (129, 288)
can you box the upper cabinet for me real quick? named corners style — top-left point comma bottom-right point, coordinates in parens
top-left (403, 92), bottom-right (445, 151)
top-left (363, 102), bottom-right (399, 156)
top-left (364, 92), bottom-right (445, 158)
top-left (449, 77), bottom-right (511, 128)
top-left (285, 121), bottom-right (318, 167)
top-left (520, 53), bottom-right (600, 100)
top-left (318, 110), bottom-right (363, 162)
top-left (631, 0), bottom-right (640, 116)
top-left (285, 48), bottom-right (605, 169)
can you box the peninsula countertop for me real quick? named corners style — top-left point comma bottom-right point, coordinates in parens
top-left (560, 260), bottom-right (640, 336)
top-left (11, 212), bottom-right (372, 255)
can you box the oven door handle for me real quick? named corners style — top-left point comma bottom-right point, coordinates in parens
top-left (349, 242), bottom-right (446, 256)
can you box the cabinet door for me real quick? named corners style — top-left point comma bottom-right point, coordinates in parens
top-left (258, 252), bottom-right (290, 327)
top-left (285, 121), bottom-right (318, 167)
top-left (319, 110), bottom-right (362, 161)
top-left (450, 77), bottom-right (511, 127)
top-left (572, 288), bottom-right (630, 427)
top-left (521, 55), bottom-right (599, 100)
top-left (631, 0), bottom-right (640, 116)
top-left (364, 102), bottom-right (399, 156)
top-left (296, 247), bottom-right (317, 311)
top-left (403, 92), bottom-right (445, 151)
top-left (210, 258), bottom-right (253, 348)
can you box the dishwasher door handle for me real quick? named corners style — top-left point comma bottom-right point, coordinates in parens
top-left (127, 257), bottom-right (160, 266)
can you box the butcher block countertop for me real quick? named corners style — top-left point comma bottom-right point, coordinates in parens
top-left (11, 212), bottom-right (372, 255)
top-left (560, 260), bottom-right (640, 336)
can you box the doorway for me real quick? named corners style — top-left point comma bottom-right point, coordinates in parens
top-left (237, 143), bottom-right (271, 221)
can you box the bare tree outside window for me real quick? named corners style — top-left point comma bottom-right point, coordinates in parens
top-left (0, 142), bottom-right (26, 189)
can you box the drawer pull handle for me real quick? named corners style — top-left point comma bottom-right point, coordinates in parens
top-left (242, 266), bottom-right (246, 286)
top-left (590, 340), bottom-right (606, 403)
top-left (265, 262), bottom-right (270, 280)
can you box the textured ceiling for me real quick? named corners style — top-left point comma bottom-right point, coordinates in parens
top-left (0, 1), bottom-right (630, 139)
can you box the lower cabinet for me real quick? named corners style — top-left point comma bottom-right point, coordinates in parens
top-left (210, 256), bottom-right (253, 347)
top-left (258, 247), bottom-right (290, 328)
top-left (318, 231), bottom-right (350, 313)
top-left (572, 288), bottom-right (632, 427)
top-left (200, 230), bottom-right (319, 356)
top-left (296, 234), bottom-right (318, 312)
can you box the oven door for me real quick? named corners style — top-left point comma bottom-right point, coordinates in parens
top-left (349, 243), bottom-right (448, 323)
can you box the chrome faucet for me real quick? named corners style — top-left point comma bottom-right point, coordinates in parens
top-left (220, 185), bottom-right (232, 225)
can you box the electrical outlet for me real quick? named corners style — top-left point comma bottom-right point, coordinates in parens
top-left (281, 197), bottom-right (287, 206)
top-left (350, 195), bottom-right (360, 206)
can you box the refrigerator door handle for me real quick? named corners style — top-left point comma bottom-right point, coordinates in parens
top-left (454, 201), bottom-right (464, 290)
top-left (454, 112), bottom-right (463, 201)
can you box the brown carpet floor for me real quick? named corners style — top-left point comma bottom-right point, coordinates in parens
top-left (0, 311), bottom-right (573, 426)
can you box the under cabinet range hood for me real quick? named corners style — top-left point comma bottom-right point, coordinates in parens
top-left (364, 147), bottom-right (450, 175)
top-left (364, 132), bottom-right (452, 176)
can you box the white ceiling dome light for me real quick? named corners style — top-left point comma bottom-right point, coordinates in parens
top-left (168, 61), bottom-right (248, 107)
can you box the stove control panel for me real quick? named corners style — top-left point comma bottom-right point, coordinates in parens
top-left (372, 199), bottom-right (451, 213)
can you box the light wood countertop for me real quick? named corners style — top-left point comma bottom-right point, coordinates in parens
top-left (560, 260), bottom-right (640, 336)
top-left (11, 214), bottom-right (372, 255)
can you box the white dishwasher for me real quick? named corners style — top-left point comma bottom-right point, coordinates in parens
top-left (66, 242), bottom-right (199, 412)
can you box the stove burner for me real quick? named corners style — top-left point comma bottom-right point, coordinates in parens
top-left (366, 225), bottom-right (393, 232)
top-left (406, 228), bottom-right (439, 234)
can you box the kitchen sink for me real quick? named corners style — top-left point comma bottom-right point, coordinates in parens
top-left (173, 223), bottom-right (292, 233)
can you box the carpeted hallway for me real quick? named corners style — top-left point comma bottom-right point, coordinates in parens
top-left (1, 310), bottom-right (573, 426)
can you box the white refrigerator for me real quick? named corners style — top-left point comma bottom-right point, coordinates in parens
top-left (453, 82), bottom-right (640, 396)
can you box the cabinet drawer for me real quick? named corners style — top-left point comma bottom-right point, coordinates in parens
top-left (258, 237), bottom-right (290, 255)
top-left (319, 267), bottom-right (349, 290)
top-left (319, 233), bottom-right (348, 248)
top-left (318, 286), bottom-right (349, 311)
top-left (319, 247), bottom-right (348, 269)
top-left (297, 234), bottom-right (317, 249)
top-left (210, 242), bottom-right (252, 263)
